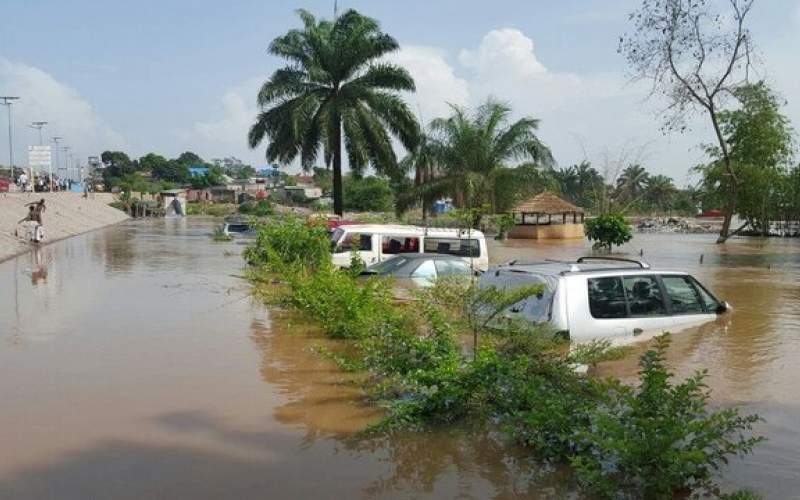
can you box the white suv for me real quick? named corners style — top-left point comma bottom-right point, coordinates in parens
top-left (479, 257), bottom-right (729, 343)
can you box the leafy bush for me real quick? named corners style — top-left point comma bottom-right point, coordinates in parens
top-left (343, 175), bottom-right (394, 212)
top-left (211, 226), bottom-right (233, 242)
top-left (244, 216), bottom-right (331, 270)
top-left (287, 265), bottom-right (394, 339)
top-left (238, 199), bottom-right (273, 217)
top-left (570, 335), bottom-right (765, 499)
top-left (585, 213), bottom-right (633, 252)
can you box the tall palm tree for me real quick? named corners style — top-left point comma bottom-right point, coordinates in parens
top-left (396, 128), bottom-right (446, 220)
top-left (616, 164), bottom-right (650, 201)
top-left (645, 174), bottom-right (678, 212)
top-left (248, 9), bottom-right (420, 215)
top-left (430, 98), bottom-right (553, 212)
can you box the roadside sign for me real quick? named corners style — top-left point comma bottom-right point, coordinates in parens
top-left (28, 145), bottom-right (52, 168)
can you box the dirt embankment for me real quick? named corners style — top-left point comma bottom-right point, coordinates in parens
top-left (0, 192), bottom-right (129, 262)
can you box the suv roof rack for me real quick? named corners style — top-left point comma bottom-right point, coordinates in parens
top-left (575, 256), bottom-right (650, 269)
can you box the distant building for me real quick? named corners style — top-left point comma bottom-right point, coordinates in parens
top-left (509, 191), bottom-right (585, 240)
top-left (283, 185), bottom-right (323, 201)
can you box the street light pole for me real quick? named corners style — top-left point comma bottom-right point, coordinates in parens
top-left (1, 96), bottom-right (20, 179)
top-left (29, 121), bottom-right (47, 146)
top-left (51, 136), bottom-right (62, 192)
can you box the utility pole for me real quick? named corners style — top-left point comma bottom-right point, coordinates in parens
top-left (61, 146), bottom-right (71, 182)
top-left (1, 96), bottom-right (20, 179)
top-left (29, 121), bottom-right (47, 145)
top-left (51, 136), bottom-right (62, 191)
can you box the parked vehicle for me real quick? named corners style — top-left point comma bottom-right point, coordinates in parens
top-left (330, 224), bottom-right (489, 271)
top-left (361, 253), bottom-right (478, 287)
top-left (222, 219), bottom-right (256, 238)
top-left (479, 257), bottom-right (729, 343)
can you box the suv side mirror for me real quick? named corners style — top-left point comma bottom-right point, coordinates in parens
top-left (715, 301), bottom-right (730, 314)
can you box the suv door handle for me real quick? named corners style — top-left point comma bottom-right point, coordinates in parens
top-left (633, 328), bottom-right (643, 336)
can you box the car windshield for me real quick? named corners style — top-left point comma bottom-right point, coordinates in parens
top-left (479, 271), bottom-right (555, 322)
top-left (366, 256), bottom-right (411, 275)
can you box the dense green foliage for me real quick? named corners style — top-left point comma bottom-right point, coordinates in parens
top-left (238, 199), bottom-right (273, 217)
top-left (343, 175), bottom-right (394, 212)
top-left (243, 217), bottom-right (330, 270)
top-left (245, 218), bottom-right (763, 498)
top-left (185, 203), bottom-right (237, 217)
top-left (248, 8), bottom-right (419, 216)
top-left (571, 335), bottom-right (764, 498)
top-left (99, 149), bottom-right (246, 194)
top-left (697, 82), bottom-right (797, 236)
top-left (400, 99), bottom-right (553, 214)
top-left (585, 213), bottom-right (633, 252)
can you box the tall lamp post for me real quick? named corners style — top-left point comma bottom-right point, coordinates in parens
top-left (29, 121), bottom-right (47, 145)
top-left (29, 121), bottom-right (48, 181)
top-left (61, 146), bottom-right (71, 185)
top-left (1, 96), bottom-right (20, 179)
top-left (51, 136), bottom-right (62, 192)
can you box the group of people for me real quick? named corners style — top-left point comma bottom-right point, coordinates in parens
top-left (15, 172), bottom-right (75, 193)
top-left (17, 198), bottom-right (46, 243)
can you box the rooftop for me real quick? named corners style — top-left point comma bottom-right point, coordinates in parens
top-left (493, 257), bottom-right (673, 277)
top-left (512, 191), bottom-right (584, 214)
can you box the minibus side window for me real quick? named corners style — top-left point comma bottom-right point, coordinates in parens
top-left (424, 237), bottom-right (480, 257)
top-left (382, 236), bottom-right (420, 254)
top-left (336, 233), bottom-right (372, 253)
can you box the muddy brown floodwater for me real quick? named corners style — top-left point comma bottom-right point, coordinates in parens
top-left (0, 219), bottom-right (798, 499)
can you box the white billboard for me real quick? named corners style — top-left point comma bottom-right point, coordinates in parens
top-left (28, 145), bottom-right (52, 168)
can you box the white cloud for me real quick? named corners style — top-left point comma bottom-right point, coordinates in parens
top-left (0, 58), bottom-right (125, 170)
top-left (459, 28), bottom-right (547, 79)
top-left (386, 46), bottom-right (469, 121)
top-left (451, 28), bottom-right (709, 181)
top-left (179, 77), bottom-right (263, 166)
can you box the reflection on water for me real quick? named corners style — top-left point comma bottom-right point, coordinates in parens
top-left (1, 222), bottom-right (799, 498)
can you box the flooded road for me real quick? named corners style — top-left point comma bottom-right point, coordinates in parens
top-left (1, 219), bottom-right (798, 498)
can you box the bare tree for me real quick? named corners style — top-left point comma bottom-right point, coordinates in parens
top-left (619, 0), bottom-right (755, 242)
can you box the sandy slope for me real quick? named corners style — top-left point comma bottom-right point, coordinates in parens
top-left (0, 192), bottom-right (129, 262)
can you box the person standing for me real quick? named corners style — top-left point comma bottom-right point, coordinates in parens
top-left (18, 172), bottom-right (28, 193)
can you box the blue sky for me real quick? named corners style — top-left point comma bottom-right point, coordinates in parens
top-left (1, 0), bottom-right (798, 183)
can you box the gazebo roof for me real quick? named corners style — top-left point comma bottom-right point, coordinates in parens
top-left (512, 191), bottom-right (584, 214)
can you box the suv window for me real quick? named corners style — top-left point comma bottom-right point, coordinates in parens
top-left (623, 275), bottom-right (666, 317)
top-left (588, 277), bottom-right (627, 319)
top-left (689, 277), bottom-right (720, 312)
top-left (661, 275), bottom-right (704, 314)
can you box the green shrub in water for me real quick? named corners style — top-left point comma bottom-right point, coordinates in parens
top-left (211, 226), bottom-right (233, 242)
top-left (244, 216), bottom-right (330, 270)
top-left (585, 212), bottom-right (632, 252)
top-left (570, 335), bottom-right (765, 499)
top-left (287, 265), bottom-right (394, 339)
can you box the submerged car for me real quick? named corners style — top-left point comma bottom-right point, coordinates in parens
top-left (361, 253), bottom-right (479, 287)
top-left (479, 257), bottom-right (729, 343)
top-left (222, 219), bottom-right (256, 238)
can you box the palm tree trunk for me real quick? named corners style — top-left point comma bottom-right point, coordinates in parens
top-left (333, 117), bottom-right (344, 216)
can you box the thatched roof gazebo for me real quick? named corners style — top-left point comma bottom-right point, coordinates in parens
top-left (508, 191), bottom-right (585, 240)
